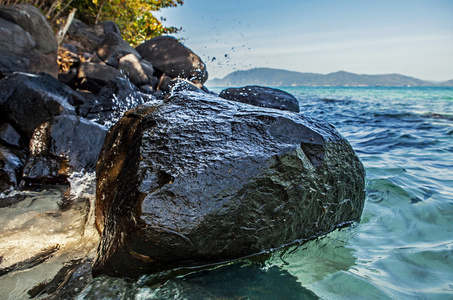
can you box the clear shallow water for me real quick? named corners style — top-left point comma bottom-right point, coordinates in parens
top-left (2, 87), bottom-right (452, 299)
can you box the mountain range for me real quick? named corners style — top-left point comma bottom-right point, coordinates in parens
top-left (206, 68), bottom-right (453, 87)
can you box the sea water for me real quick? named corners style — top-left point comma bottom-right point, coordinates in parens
top-left (1, 86), bottom-right (452, 299)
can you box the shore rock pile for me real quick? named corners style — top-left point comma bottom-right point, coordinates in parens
top-left (0, 3), bottom-right (366, 285)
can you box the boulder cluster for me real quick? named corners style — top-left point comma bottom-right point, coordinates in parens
top-left (0, 4), bottom-right (366, 281)
top-left (0, 4), bottom-right (209, 191)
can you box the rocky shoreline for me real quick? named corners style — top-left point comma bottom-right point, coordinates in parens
top-left (0, 4), bottom-right (365, 298)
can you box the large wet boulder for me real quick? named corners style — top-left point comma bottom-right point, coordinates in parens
top-left (136, 36), bottom-right (208, 84)
top-left (219, 86), bottom-right (300, 113)
top-left (0, 4), bottom-right (58, 77)
top-left (92, 91), bottom-right (366, 277)
top-left (22, 115), bottom-right (107, 185)
top-left (0, 73), bottom-right (76, 141)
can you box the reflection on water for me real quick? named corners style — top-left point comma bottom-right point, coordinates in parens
top-left (0, 173), bottom-right (99, 300)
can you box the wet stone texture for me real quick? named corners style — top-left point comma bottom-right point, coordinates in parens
top-left (219, 85), bottom-right (301, 113)
top-left (93, 91), bottom-right (366, 278)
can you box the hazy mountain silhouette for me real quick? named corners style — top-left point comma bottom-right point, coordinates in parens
top-left (206, 68), bottom-right (453, 87)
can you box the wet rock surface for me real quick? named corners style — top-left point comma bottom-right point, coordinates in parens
top-left (77, 77), bottom-right (157, 127)
top-left (220, 85), bottom-right (301, 112)
top-left (22, 115), bottom-right (107, 185)
top-left (93, 91), bottom-right (366, 277)
top-left (0, 73), bottom-right (76, 141)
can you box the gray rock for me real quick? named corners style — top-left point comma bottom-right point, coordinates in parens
top-left (136, 36), bottom-right (208, 84)
top-left (22, 115), bottom-right (107, 185)
top-left (77, 77), bottom-right (157, 127)
top-left (102, 20), bottom-right (121, 36)
top-left (0, 4), bottom-right (58, 77)
top-left (67, 19), bottom-right (104, 52)
top-left (97, 32), bottom-right (142, 68)
top-left (78, 62), bottom-right (125, 92)
top-left (168, 78), bottom-right (205, 94)
top-left (118, 53), bottom-right (151, 86)
top-left (0, 73), bottom-right (76, 141)
top-left (220, 86), bottom-right (300, 113)
top-left (92, 91), bottom-right (365, 277)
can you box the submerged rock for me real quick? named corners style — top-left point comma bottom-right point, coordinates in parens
top-left (219, 86), bottom-right (300, 113)
top-left (93, 91), bottom-right (365, 277)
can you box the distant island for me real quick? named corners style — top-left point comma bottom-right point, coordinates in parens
top-left (206, 68), bottom-right (453, 87)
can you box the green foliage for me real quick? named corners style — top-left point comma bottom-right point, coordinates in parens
top-left (1, 0), bottom-right (184, 45)
top-left (71, 0), bottom-right (184, 45)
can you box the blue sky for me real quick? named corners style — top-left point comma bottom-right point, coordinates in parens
top-left (156, 0), bottom-right (453, 81)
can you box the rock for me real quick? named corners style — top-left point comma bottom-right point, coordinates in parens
top-left (0, 145), bottom-right (25, 192)
top-left (102, 20), bottom-right (121, 36)
top-left (0, 123), bottom-right (23, 149)
top-left (97, 32), bottom-right (142, 68)
top-left (118, 53), bottom-right (151, 86)
top-left (58, 68), bottom-right (78, 90)
top-left (219, 86), bottom-right (300, 113)
top-left (27, 258), bottom-right (93, 300)
top-left (139, 59), bottom-right (155, 81)
top-left (0, 4), bottom-right (58, 77)
top-left (92, 91), bottom-right (365, 277)
top-left (0, 73), bottom-right (76, 141)
top-left (168, 78), bottom-right (205, 94)
top-left (22, 115), bottom-right (107, 185)
top-left (156, 74), bottom-right (173, 93)
top-left (136, 36), bottom-right (208, 84)
top-left (77, 77), bottom-right (157, 127)
top-left (67, 19), bottom-right (105, 52)
top-left (77, 62), bottom-right (125, 93)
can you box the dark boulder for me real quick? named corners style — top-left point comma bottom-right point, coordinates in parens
top-left (118, 53), bottom-right (153, 87)
top-left (77, 62), bottom-right (125, 93)
top-left (219, 86), bottom-right (300, 113)
top-left (77, 77), bottom-right (157, 127)
top-left (0, 73), bottom-right (76, 141)
top-left (0, 4), bottom-right (58, 77)
top-left (66, 19), bottom-right (105, 52)
top-left (22, 115), bottom-right (107, 185)
top-left (97, 32), bottom-right (142, 68)
top-left (92, 91), bottom-right (365, 277)
top-left (136, 36), bottom-right (208, 84)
